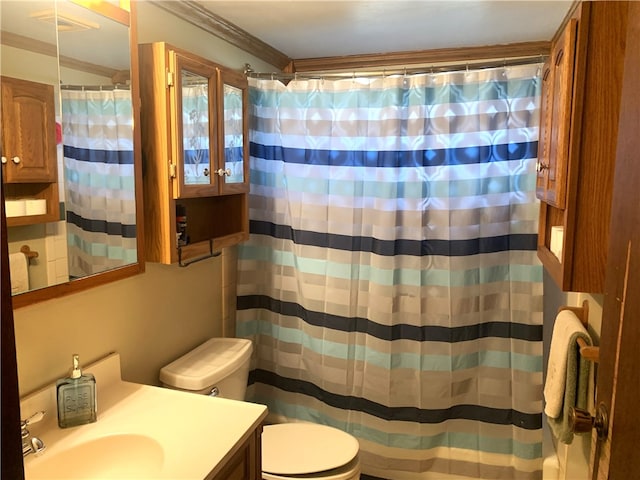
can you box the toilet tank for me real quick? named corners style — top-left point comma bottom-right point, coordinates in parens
top-left (159, 338), bottom-right (252, 400)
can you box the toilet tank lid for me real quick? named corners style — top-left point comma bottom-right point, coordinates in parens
top-left (159, 338), bottom-right (252, 391)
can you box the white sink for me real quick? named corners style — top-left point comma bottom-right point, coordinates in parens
top-left (21, 353), bottom-right (268, 480)
top-left (26, 434), bottom-right (164, 479)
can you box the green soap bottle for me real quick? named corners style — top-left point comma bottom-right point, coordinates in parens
top-left (56, 354), bottom-right (97, 428)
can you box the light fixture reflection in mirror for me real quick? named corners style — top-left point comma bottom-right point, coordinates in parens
top-left (2, 0), bottom-right (144, 308)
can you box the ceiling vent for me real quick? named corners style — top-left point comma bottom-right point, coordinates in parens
top-left (29, 9), bottom-right (100, 32)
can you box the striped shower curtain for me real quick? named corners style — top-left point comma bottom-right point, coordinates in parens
top-left (182, 83), bottom-right (210, 184)
top-left (61, 88), bottom-right (137, 277)
top-left (237, 64), bottom-right (543, 479)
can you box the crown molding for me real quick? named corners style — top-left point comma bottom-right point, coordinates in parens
top-left (1, 31), bottom-right (121, 80)
top-left (292, 41), bottom-right (551, 73)
top-left (151, 0), bottom-right (292, 70)
top-left (150, 2), bottom-right (550, 74)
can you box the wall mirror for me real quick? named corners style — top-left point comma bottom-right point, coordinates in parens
top-left (222, 83), bottom-right (245, 185)
top-left (181, 68), bottom-right (213, 187)
top-left (1, 0), bottom-right (144, 309)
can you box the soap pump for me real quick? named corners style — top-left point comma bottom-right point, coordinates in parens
top-left (56, 354), bottom-right (97, 428)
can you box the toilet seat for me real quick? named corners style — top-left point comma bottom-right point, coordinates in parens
top-left (262, 423), bottom-right (360, 480)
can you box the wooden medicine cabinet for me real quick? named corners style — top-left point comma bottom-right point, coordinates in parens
top-left (1, 76), bottom-right (60, 226)
top-left (138, 43), bottom-right (249, 266)
top-left (536, 1), bottom-right (628, 293)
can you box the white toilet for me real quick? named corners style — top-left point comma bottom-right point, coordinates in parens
top-left (160, 338), bottom-right (361, 480)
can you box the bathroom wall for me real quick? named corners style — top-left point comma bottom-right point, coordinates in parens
top-left (11, 2), bottom-right (276, 398)
top-left (543, 270), bottom-right (603, 480)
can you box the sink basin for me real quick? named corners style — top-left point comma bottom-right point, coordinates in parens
top-left (20, 353), bottom-right (268, 480)
top-left (25, 434), bottom-right (165, 479)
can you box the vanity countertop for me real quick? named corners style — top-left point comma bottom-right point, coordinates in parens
top-left (20, 352), bottom-right (268, 479)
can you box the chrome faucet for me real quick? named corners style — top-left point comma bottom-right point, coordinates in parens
top-left (21, 411), bottom-right (46, 457)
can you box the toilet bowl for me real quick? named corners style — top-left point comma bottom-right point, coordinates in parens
top-left (160, 338), bottom-right (361, 480)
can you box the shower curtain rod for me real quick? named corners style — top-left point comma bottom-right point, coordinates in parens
top-left (245, 55), bottom-right (547, 80)
top-left (60, 84), bottom-right (130, 91)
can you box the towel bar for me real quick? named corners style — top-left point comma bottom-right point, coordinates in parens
top-left (559, 299), bottom-right (600, 363)
top-left (20, 245), bottom-right (39, 261)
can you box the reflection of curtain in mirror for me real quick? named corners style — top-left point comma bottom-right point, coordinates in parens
top-left (182, 84), bottom-right (210, 184)
top-left (61, 88), bottom-right (137, 278)
top-left (223, 85), bottom-right (244, 182)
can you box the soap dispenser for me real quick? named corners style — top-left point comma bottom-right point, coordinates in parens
top-left (56, 354), bottom-right (97, 428)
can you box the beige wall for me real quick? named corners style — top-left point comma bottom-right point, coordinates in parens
top-left (12, 3), bottom-right (278, 398)
top-left (14, 260), bottom-right (223, 396)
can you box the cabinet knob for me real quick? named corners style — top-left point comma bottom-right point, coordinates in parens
top-left (203, 168), bottom-right (210, 177)
top-left (12, 156), bottom-right (21, 164)
top-left (1, 156), bottom-right (6, 164)
top-left (216, 168), bottom-right (232, 177)
top-left (569, 404), bottom-right (609, 439)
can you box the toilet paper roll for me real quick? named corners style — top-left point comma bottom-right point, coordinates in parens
top-left (550, 226), bottom-right (564, 260)
top-left (25, 199), bottom-right (47, 216)
top-left (5, 200), bottom-right (26, 217)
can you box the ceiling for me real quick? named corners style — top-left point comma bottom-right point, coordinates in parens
top-left (194, 1), bottom-right (574, 60)
top-left (1, 1), bottom-right (575, 74)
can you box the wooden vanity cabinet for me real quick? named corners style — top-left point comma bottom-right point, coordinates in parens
top-left (536, 2), bottom-right (629, 293)
top-left (1, 76), bottom-right (59, 225)
top-left (209, 423), bottom-right (262, 480)
top-left (138, 43), bottom-right (249, 266)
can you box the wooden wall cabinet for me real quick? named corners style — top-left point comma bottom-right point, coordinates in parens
top-left (537, 2), bottom-right (629, 293)
top-left (138, 43), bottom-right (249, 266)
top-left (535, 18), bottom-right (577, 208)
top-left (1, 76), bottom-right (59, 226)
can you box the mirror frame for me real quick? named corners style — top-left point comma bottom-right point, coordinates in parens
top-left (11, 0), bottom-right (145, 309)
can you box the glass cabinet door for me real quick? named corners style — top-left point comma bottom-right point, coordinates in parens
top-left (172, 52), bottom-right (217, 198)
top-left (218, 68), bottom-right (249, 194)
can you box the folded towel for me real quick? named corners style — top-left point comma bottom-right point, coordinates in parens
top-left (544, 309), bottom-right (592, 444)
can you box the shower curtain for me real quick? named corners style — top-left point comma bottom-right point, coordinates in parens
top-left (61, 88), bottom-right (137, 277)
top-left (182, 83), bottom-right (210, 184)
top-left (237, 64), bottom-right (543, 479)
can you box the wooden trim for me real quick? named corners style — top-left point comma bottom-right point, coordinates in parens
top-left (292, 41), bottom-right (551, 73)
top-left (10, 263), bottom-right (143, 309)
top-left (595, 4), bottom-right (640, 474)
top-left (1, 31), bottom-right (122, 80)
top-left (0, 31), bottom-right (58, 57)
top-left (151, 0), bottom-right (292, 70)
top-left (11, 1), bottom-right (145, 309)
top-left (59, 54), bottom-right (122, 81)
top-left (129, 0), bottom-right (146, 277)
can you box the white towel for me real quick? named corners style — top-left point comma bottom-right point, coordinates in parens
top-left (544, 309), bottom-right (589, 418)
top-left (9, 252), bottom-right (29, 294)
